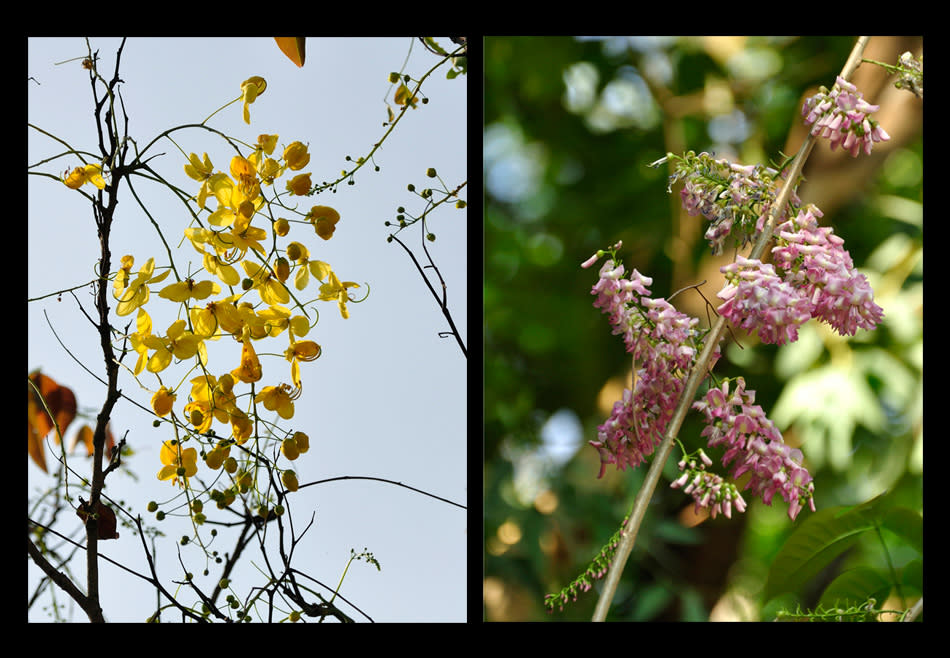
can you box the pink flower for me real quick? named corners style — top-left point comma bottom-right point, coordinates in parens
top-left (772, 208), bottom-right (884, 336)
top-left (802, 76), bottom-right (890, 157)
top-left (692, 377), bottom-right (816, 520)
top-left (717, 256), bottom-right (813, 345)
top-left (585, 248), bottom-right (719, 478)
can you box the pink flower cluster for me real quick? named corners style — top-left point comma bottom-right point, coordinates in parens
top-left (717, 256), bottom-right (813, 346)
top-left (692, 377), bottom-right (816, 521)
top-left (716, 206), bottom-right (884, 343)
top-left (583, 246), bottom-right (717, 478)
top-left (671, 449), bottom-right (747, 519)
top-left (772, 206), bottom-right (885, 336)
top-left (671, 152), bottom-right (799, 256)
top-left (802, 76), bottom-right (890, 157)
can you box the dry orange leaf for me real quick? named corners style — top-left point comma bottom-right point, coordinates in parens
top-left (70, 423), bottom-right (117, 460)
top-left (77, 499), bottom-right (120, 540)
top-left (274, 37), bottom-right (306, 68)
top-left (28, 372), bottom-right (78, 472)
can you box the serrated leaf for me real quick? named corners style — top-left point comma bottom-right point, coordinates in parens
top-left (764, 505), bottom-right (876, 602)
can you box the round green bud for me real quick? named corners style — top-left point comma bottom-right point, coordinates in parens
top-left (426, 167), bottom-right (437, 178)
top-left (147, 501), bottom-right (158, 513)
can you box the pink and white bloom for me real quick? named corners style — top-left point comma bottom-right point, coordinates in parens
top-left (802, 76), bottom-right (890, 157)
top-left (692, 377), bottom-right (816, 520)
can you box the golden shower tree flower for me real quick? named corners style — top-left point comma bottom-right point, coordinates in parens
top-left (308, 205), bottom-right (340, 240)
top-left (114, 257), bottom-right (170, 317)
top-left (144, 319), bottom-right (205, 373)
top-left (183, 152), bottom-right (220, 209)
top-left (240, 76), bottom-right (267, 124)
top-left (255, 383), bottom-right (299, 420)
top-left (159, 277), bottom-right (222, 303)
top-left (202, 251), bottom-right (241, 287)
top-left (282, 141), bottom-right (310, 171)
top-left (204, 443), bottom-right (231, 470)
top-left (151, 386), bottom-right (177, 417)
top-left (63, 163), bottom-right (106, 190)
top-left (230, 155), bottom-right (261, 201)
top-left (285, 172), bottom-right (311, 196)
top-left (318, 270), bottom-right (360, 320)
top-left (113, 254), bottom-right (135, 297)
top-left (231, 337), bottom-right (263, 383)
top-left (157, 440), bottom-right (198, 486)
top-left (284, 339), bottom-right (321, 388)
top-left (242, 260), bottom-right (290, 306)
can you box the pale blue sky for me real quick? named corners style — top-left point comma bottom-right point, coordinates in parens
top-left (28, 37), bottom-right (467, 622)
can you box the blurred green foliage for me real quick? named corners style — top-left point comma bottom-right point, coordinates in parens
top-left (483, 36), bottom-right (922, 621)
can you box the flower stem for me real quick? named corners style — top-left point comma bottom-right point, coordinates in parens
top-left (590, 35), bottom-right (871, 622)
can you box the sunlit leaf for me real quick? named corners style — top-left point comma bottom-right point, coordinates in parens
top-left (274, 37), bottom-right (306, 68)
top-left (764, 505), bottom-right (874, 602)
top-left (28, 372), bottom-right (78, 472)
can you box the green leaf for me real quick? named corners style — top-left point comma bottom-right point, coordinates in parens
top-left (764, 505), bottom-right (876, 602)
top-left (818, 566), bottom-right (892, 609)
top-left (880, 507), bottom-right (923, 555)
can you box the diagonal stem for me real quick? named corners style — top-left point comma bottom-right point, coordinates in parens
top-left (591, 36), bottom-right (870, 622)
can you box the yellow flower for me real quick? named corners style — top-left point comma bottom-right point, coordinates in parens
top-left (143, 319), bottom-right (205, 373)
top-left (282, 469), bottom-right (299, 492)
top-left (242, 260), bottom-right (290, 306)
top-left (113, 254), bottom-right (135, 298)
top-left (258, 304), bottom-right (292, 338)
top-left (157, 440), bottom-right (198, 486)
top-left (151, 386), bottom-right (176, 417)
top-left (231, 338), bottom-right (263, 383)
top-left (284, 339), bottom-right (321, 388)
top-left (184, 153), bottom-right (217, 209)
top-left (255, 383), bottom-right (299, 419)
top-left (309, 205), bottom-right (340, 240)
top-left (257, 134), bottom-right (279, 155)
top-left (205, 443), bottom-right (231, 470)
top-left (158, 278), bottom-right (221, 303)
top-left (240, 76), bottom-right (267, 124)
top-left (282, 141), bottom-right (311, 171)
top-left (63, 163), bottom-right (106, 190)
top-left (202, 251), bottom-right (241, 287)
top-left (285, 173), bottom-right (311, 196)
top-left (230, 155), bottom-right (261, 201)
top-left (318, 270), bottom-right (360, 320)
top-left (114, 257), bottom-right (171, 317)
top-left (229, 408), bottom-right (253, 444)
top-left (293, 431), bottom-right (310, 454)
top-left (183, 400), bottom-right (213, 433)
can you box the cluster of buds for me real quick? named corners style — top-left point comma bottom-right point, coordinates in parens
top-left (671, 449), bottom-right (747, 519)
top-left (894, 51), bottom-right (923, 98)
top-left (802, 76), bottom-right (890, 157)
top-left (656, 151), bottom-right (801, 256)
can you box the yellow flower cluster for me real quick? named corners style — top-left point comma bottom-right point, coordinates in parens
top-left (104, 77), bottom-right (363, 490)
